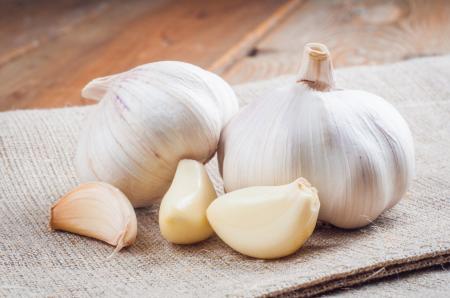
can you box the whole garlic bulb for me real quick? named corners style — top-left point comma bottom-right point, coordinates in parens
top-left (75, 61), bottom-right (238, 207)
top-left (218, 43), bottom-right (415, 229)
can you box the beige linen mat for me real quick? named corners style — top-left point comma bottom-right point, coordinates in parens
top-left (1, 55), bottom-right (449, 297)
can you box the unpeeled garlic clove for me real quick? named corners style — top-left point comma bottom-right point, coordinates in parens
top-left (159, 159), bottom-right (217, 244)
top-left (50, 182), bottom-right (137, 253)
top-left (206, 178), bottom-right (320, 259)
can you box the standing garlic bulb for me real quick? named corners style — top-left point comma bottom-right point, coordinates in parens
top-left (219, 43), bottom-right (415, 229)
top-left (75, 61), bottom-right (238, 207)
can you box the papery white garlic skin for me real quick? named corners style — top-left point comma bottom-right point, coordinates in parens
top-left (219, 43), bottom-right (415, 229)
top-left (207, 178), bottom-right (320, 259)
top-left (75, 61), bottom-right (239, 207)
top-left (159, 159), bottom-right (216, 244)
top-left (50, 182), bottom-right (137, 253)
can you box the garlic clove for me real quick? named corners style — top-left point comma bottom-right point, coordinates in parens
top-left (159, 159), bottom-right (217, 244)
top-left (50, 182), bottom-right (137, 253)
top-left (207, 178), bottom-right (320, 259)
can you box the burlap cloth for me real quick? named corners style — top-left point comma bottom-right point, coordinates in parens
top-left (323, 265), bottom-right (450, 297)
top-left (1, 55), bottom-right (449, 297)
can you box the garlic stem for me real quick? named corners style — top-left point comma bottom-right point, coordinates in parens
top-left (82, 73), bottom-right (120, 101)
top-left (297, 43), bottom-right (336, 91)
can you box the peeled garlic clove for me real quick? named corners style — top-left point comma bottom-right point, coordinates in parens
top-left (50, 182), bottom-right (137, 253)
top-left (159, 159), bottom-right (217, 244)
top-left (207, 178), bottom-right (320, 259)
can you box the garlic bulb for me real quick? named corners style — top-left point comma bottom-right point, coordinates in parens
top-left (50, 182), bottom-right (137, 254)
top-left (75, 61), bottom-right (239, 207)
top-left (219, 43), bottom-right (415, 229)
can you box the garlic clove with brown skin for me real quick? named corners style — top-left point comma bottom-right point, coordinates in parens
top-left (207, 178), bottom-right (320, 259)
top-left (159, 159), bottom-right (216, 244)
top-left (218, 43), bottom-right (415, 229)
top-left (50, 182), bottom-right (137, 254)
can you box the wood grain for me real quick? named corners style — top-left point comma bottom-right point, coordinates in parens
top-left (0, 0), bottom-right (287, 110)
top-left (0, 0), bottom-right (110, 67)
top-left (2, 0), bottom-right (450, 110)
top-left (222, 0), bottom-right (450, 84)
top-left (209, 0), bottom-right (301, 74)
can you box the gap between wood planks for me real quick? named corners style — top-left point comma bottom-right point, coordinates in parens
top-left (2, 0), bottom-right (450, 110)
top-left (208, 0), bottom-right (301, 74)
top-left (220, 0), bottom-right (450, 84)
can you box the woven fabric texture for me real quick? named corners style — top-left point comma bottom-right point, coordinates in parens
top-left (1, 55), bottom-right (449, 297)
top-left (324, 265), bottom-right (450, 297)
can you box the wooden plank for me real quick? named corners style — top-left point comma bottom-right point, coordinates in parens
top-left (0, 0), bottom-right (166, 110)
top-left (209, 0), bottom-right (301, 74)
top-left (0, 0), bottom-right (110, 67)
top-left (222, 0), bottom-right (450, 84)
top-left (0, 0), bottom-right (287, 110)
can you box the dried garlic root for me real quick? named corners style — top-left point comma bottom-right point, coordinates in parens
top-left (50, 182), bottom-right (137, 254)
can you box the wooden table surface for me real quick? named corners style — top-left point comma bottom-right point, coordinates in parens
top-left (1, 0), bottom-right (449, 294)
top-left (1, 0), bottom-right (450, 111)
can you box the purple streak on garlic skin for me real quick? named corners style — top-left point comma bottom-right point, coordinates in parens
top-left (76, 61), bottom-right (239, 207)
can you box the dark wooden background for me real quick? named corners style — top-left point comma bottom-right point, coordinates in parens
top-left (1, 0), bottom-right (450, 111)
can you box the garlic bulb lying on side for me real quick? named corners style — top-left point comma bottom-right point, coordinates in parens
top-left (75, 61), bottom-right (238, 207)
top-left (219, 43), bottom-right (415, 229)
